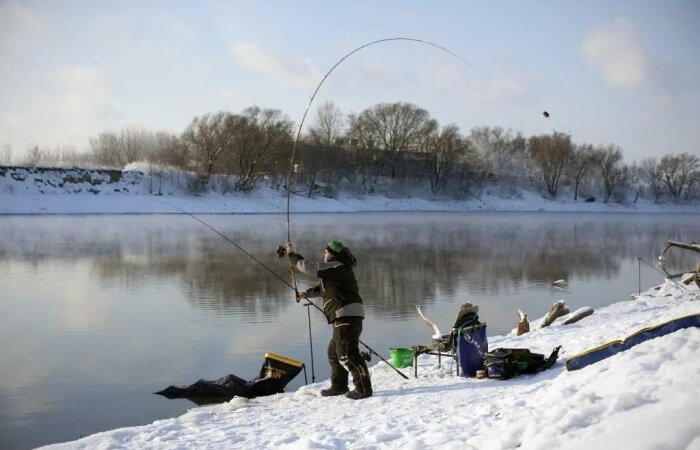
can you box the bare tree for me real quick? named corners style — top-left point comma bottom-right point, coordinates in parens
top-left (300, 101), bottom-right (347, 197)
top-left (421, 122), bottom-right (469, 194)
top-left (141, 132), bottom-right (188, 191)
top-left (90, 131), bottom-right (122, 167)
top-left (417, 119), bottom-right (439, 190)
top-left (307, 101), bottom-right (345, 147)
top-left (53, 146), bottom-right (86, 166)
top-left (595, 145), bottom-right (624, 203)
top-left (120, 126), bottom-right (150, 164)
top-left (640, 158), bottom-right (665, 203)
top-left (469, 126), bottom-right (501, 180)
top-left (686, 174), bottom-right (700, 201)
top-left (24, 145), bottom-right (45, 166)
top-left (566, 143), bottom-right (596, 200)
top-left (223, 107), bottom-right (293, 191)
top-left (468, 127), bottom-right (509, 177)
top-left (659, 152), bottom-right (700, 201)
top-left (350, 102), bottom-right (431, 182)
top-left (468, 126), bottom-right (527, 194)
top-left (88, 126), bottom-right (155, 168)
top-left (346, 112), bottom-right (379, 192)
top-left (294, 143), bottom-right (346, 197)
top-left (528, 132), bottom-right (572, 197)
top-left (181, 112), bottom-right (237, 176)
top-left (147, 132), bottom-right (183, 166)
top-left (504, 133), bottom-right (528, 194)
top-left (627, 163), bottom-right (644, 203)
top-left (1, 143), bottom-right (13, 165)
top-left (453, 150), bottom-right (489, 198)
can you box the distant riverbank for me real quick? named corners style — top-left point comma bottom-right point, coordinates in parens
top-left (1, 165), bottom-right (698, 214)
top-left (3, 191), bottom-right (700, 215)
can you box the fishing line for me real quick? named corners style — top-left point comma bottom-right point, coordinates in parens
top-left (157, 199), bottom-right (294, 290)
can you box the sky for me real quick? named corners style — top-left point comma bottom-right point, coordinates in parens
top-left (1, 0), bottom-right (699, 162)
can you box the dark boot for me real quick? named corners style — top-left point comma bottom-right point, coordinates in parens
top-left (345, 389), bottom-right (372, 400)
top-left (320, 386), bottom-right (349, 397)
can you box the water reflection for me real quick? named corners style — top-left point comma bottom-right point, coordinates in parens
top-left (1, 214), bottom-right (697, 318)
top-left (2, 215), bottom-right (696, 306)
top-left (0, 212), bottom-right (697, 449)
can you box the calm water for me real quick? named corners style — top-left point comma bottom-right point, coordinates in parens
top-left (1, 212), bottom-right (698, 449)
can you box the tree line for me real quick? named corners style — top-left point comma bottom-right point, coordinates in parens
top-left (3, 101), bottom-right (699, 202)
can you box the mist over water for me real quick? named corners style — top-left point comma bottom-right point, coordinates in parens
top-left (0, 212), bottom-right (697, 449)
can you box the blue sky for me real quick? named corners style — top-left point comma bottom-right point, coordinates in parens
top-left (1, 0), bottom-right (698, 161)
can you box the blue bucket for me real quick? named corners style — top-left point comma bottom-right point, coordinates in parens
top-left (457, 324), bottom-right (488, 377)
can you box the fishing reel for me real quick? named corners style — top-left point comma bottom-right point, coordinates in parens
top-left (360, 351), bottom-right (371, 362)
top-left (276, 245), bottom-right (287, 258)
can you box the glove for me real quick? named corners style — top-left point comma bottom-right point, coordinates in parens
top-left (276, 243), bottom-right (297, 258)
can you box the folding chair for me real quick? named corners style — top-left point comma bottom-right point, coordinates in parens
top-left (412, 303), bottom-right (487, 377)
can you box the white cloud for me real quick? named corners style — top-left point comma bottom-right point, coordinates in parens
top-left (0, 112), bottom-right (28, 131)
top-left (581, 17), bottom-right (647, 89)
top-left (50, 66), bottom-right (113, 118)
top-left (0, 65), bottom-right (119, 152)
top-left (52, 66), bottom-right (108, 97)
top-left (580, 17), bottom-right (696, 127)
top-left (231, 41), bottom-right (320, 89)
top-left (0, 0), bottom-right (44, 52)
top-left (0, 0), bottom-right (41, 26)
top-left (463, 76), bottom-right (528, 103)
top-left (219, 89), bottom-right (248, 107)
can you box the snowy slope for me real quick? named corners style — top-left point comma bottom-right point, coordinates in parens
top-left (1, 165), bottom-right (699, 214)
top-left (41, 279), bottom-right (700, 450)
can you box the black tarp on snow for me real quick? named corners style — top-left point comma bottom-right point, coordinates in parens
top-left (155, 353), bottom-right (304, 405)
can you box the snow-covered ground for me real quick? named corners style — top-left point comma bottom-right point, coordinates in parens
top-left (1, 166), bottom-right (699, 214)
top-left (40, 278), bottom-right (700, 450)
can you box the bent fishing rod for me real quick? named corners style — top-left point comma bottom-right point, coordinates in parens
top-left (157, 199), bottom-right (409, 380)
top-left (281, 38), bottom-right (475, 381)
top-left (284, 37), bottom-right (475, 245)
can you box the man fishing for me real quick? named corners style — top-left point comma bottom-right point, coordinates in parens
top-left (285, 240), bottom-right (373, 400)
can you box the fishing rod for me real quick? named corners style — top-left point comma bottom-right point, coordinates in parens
top-left (158, 200), bottom-right (408, 380)
top-left (282, 37), bottom-right (475, 382)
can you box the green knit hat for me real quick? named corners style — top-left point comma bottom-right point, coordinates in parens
top-left (326, 239), bottom-right (345, 255)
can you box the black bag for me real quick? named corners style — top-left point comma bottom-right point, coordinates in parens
top-left (155, 353), bottom-right (304, 405)
top-left (484, 346), bottom-right (561, 379)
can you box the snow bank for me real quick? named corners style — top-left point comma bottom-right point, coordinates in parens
top-left (41, 279), bottom-right (700, 449)
top-left (2, 166), bottom-right (699, 214)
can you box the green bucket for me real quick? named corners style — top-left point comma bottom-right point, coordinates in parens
top-left (389, 347), bottom-right (414, 368)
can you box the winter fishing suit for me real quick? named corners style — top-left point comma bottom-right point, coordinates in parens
top-left (289, 245), bottom-right (373, 397)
